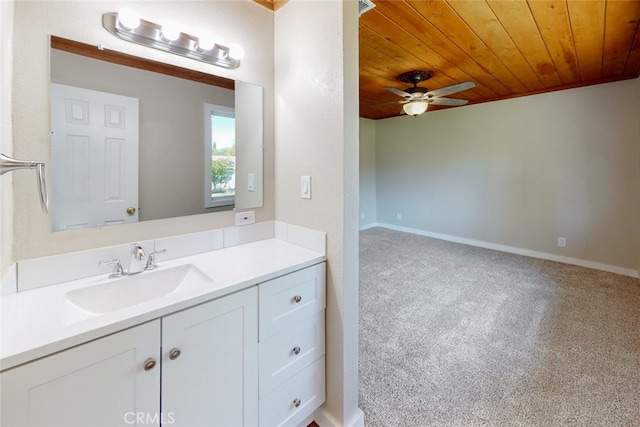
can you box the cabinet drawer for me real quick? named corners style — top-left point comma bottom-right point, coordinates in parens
top-left (259, 356), bottom-right (325, 427)
top-left (259, 263), bottom-right (326, 342)
top-left (259, 310), bottom-right (324, 398)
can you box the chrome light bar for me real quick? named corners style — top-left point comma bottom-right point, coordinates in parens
top-left (102, 12), bottom-right (241, 69)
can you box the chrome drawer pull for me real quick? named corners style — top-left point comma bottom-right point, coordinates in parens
top-left (292, 346), bottom-right (301, 355)
top-left (143, 358), bottom-right (157, 371)
top-left (293, 398), bottom-right (301, 408)
top-left (169, 348), bottom-right (181, 360)
top-left (292, 295), bottom-right (302, 303)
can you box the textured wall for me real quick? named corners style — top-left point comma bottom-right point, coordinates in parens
top-left (11, 0), bottom-right (274, 260)
top-left (375, 78), bottom-right (640, 272)
top-left (274, 0), bottom-right (362, 425)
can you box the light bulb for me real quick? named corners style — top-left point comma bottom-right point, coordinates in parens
top-left (403, 101), bottom-right (428, 116)
top-left (161, 24), bottom-right (181, 42)
top-left (228, 45), bottom-right (244, 60)
top-left (197, 33), bottom-right (216, 51)
top-left (117, 8), bottom-right (140, 30)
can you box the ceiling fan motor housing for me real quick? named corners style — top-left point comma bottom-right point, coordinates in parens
top-left (405, 86), bottom-right (428, 95)
top-left (397, 70), bottom-right (433, 85)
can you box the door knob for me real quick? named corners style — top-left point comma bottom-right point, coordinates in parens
top-left (292, 295), bottom-right (302, 303)
top-left (126, 206), bottom-right (136, 215)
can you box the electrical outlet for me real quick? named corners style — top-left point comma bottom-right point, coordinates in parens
top-left (396, 212), bottom-right (402, 221)
top-left (361, 213), bottom-right (365, 220)
top-left (235, 211), bottom-right (255, 226)
top-left (557, 236), bottom-right (567, 247)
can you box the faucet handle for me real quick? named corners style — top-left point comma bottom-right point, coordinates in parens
top-left (144, 249), bottom-right (167, 271)
top-left (99, 259), bottom-right (126, 278)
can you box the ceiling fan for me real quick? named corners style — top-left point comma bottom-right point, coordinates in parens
top-left (384, 70), bottom-right (475, 116)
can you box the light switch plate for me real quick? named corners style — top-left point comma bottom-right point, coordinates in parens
top-left (301, 176), bottom-right (311, 199)
top-left (248, 173), bottom-right (255, 192)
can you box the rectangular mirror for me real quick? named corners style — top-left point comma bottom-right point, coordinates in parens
top-left (49, 36), bottom-right (263, 232)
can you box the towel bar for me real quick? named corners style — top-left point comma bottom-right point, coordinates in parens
top-left (0, 153), bottom-right (49, 213)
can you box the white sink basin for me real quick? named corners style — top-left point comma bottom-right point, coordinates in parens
top-left (64, 264), bottom-right (212, 316)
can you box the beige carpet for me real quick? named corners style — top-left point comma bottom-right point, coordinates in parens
top-left (359, 227), bottom-right (640, 426)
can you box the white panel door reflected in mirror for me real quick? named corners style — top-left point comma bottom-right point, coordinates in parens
top-left (50, 83), bottom-right (140, 231)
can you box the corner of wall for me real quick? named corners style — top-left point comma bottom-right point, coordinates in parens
top-left (1, 0), bottom-right (16, 278)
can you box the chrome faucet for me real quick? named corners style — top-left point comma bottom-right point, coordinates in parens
top-left (128, 243), bottom-right (146, 275)
top-left (99, 259), bottom-right (126, 278)
top-left (144, 249), bottom-right (167, 271)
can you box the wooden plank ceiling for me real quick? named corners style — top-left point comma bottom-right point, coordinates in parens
top-left (360, 0), bottom-right (640, 119)
top-left (251, 0), bottom-right (640, 119)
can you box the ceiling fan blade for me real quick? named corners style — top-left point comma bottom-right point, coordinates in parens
top-left (429, 97), bottom-right (469, 106)
top-left (384, 86), bottom-right (412, 98)
top-left (426, 81), bottom-right (475, 98)
top-left (362, 100), bottom-right (404, 108)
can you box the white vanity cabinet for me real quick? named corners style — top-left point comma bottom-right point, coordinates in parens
top-left (0, 287), bottom-right (258, 427)
top-left (0, 321), bottom-right (161, 427)
top-left (0, 258), bottom-right (327, 427)
top-left (258, 262), bottom-right (326, 427)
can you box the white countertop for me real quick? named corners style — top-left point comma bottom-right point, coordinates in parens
top-left (0, 238), bottom-right (325, 371)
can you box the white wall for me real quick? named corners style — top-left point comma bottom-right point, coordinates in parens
top-left (1, 0), bottom-right (15, 278)
top-left (274, 1), bottom-right (362, 425)
top-left (10, 0), bottom-right (274, 260)
top-left (359, 118), bottom-right (376, 228)
top-left (374, 78), bottom-right (640, 274)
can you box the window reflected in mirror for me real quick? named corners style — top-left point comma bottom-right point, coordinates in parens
top-left (205, 104), bottom-right (236, 208)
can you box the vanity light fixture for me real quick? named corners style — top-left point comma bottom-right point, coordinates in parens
top-left (403, 100), bottom-right (428, 117)
top-left (102, 11), bottom-right (242, 69)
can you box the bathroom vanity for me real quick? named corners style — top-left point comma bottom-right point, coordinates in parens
top-left (0, 226), bottom-right (326, 427)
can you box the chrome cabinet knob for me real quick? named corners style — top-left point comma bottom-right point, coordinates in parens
top-left (143, 358), bottom-right (157, 371)
top-left (293, 398), bottom-right (301, 408)
top-left (169, 347), bottom-right (181, 360)
top-left (292, 295), bottom-right (302, 303)
top-left (292, 346), bottom-right (301, 355)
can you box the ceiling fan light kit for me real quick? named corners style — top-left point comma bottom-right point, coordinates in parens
top-left (384, 70), bottom-right (475, 117)
top-left (403, 101), bottom-right (428, 116)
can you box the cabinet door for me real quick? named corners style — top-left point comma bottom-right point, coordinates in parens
top-left (1, 321), bottom-right (161, 427)
top-left (162, 287), bottom-right (258, 427)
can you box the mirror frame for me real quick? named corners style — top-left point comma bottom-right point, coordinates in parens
top-left (51, 36), bottom-right (235, 91)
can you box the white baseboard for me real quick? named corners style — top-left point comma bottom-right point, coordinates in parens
top-left (369, 223), bottom-right (639, 279)
top-left (359, 222), bottom-right (378, 231)
top-left (315, 407), bottom-right (364, 427)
